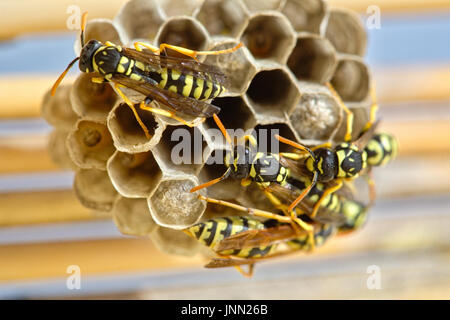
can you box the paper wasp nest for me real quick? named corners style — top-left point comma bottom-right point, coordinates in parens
top-left (42, 0), bottom-right (372, 257)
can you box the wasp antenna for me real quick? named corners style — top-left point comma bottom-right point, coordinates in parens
top-left (80, 12), bottom-right (88, 47)
top-left (50, 57), bottom-right (79, 96)
top-left (275, 134), bottom-right (315, 161)
top-left (213, 114), bottom-right (233, 147)
top-left (190, 167), bottom-right (231, 193)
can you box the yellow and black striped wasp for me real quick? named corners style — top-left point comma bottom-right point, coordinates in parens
top-left (184, 214), bottom-right (336, 277)
top-left (190, 113), bottom-right (320, 242)
top-left (274, 85), bottom-right (398, 218)
top-left (51, 12), bottom-right (242, 138)
top-left (187, 173), bottom-right (373, 276)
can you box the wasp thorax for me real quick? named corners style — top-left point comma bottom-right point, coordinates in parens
top-left (311, 148), bottom-right (338, 182)
top-left (79, 39), bottom-right (103, 73)
top-left (335, 143), bottom-right (364, 178)
top-left (93, 46), bottom-right (122, 75)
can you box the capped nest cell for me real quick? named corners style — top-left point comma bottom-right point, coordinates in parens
top-left (42, 0), bottom-right (374, 263)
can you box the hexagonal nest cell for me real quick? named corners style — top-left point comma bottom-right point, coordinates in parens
top-left (42, 0), bottom-right (376, 265)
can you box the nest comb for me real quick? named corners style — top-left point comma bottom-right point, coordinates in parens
top-left (41, 0), bottom-right (373, 257)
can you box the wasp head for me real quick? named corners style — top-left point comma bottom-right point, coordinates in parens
top-left (79, 39), bottom-right (103, 73)
top-left (334, 143), bottom-right (364, 179)
top-left (307, 148), bottom-right (338, 182)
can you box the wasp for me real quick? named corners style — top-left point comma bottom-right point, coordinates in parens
top-left (275, 84), bottom-right (398, 217)
top-left (184, 215), bottom-right (336, 277)
top-left (51, 12), bottom-right (242, 138)
top-left (190, 173), bottom-right (373, 276)
top-left (190, 114), bottom-right (319, 242)
top-left (276, 125), bottom-right (398, 218)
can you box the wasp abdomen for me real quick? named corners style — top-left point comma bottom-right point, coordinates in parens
top-left (365, 133), bottom-right (398, 167)
top-left (186, 216), bottom-right (276, 259)
top-left (156, 68), bottom-right (224, 101)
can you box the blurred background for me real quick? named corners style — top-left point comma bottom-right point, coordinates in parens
top-left (0, 0), bottom-right (449, 299)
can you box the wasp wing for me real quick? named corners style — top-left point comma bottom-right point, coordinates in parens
top-left (264, 182), bottom-right (350, 227)
top-left (353, 120), bottom-right (381, 150)
top-left (112, 74), bottom-right (220, 117)
top-left (122, 47), bottom-right (230, 88)
top-left (214, 224), bottom-right (301, 252)
top-left (205, 249), bottom-right (303, 269)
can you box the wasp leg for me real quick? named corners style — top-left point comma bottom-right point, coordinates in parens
top-left (139, 101), bottom-right (204, 127)
top-left (364, 171), bottom-right (376, 207)
top-left (114, 83), bottom-right (152, 139)
top-left (236, 134), bottom-right (258, 148)
top-left (311, 179), bottom-right (344, 218)
top-left (362, 85), bottom-right (379, 133)
top-left (91, 77), bottom-right (107, 84)
top-left (279, 152), bottom-right (305, 160)
top-left (263, 189), bottom-right (315, 250)
top-left (326, 82), bottom-right (353, 142)
top-left (190, 167), bottom-right (232, 193)
top-left (159, 42), bottom-right (243, 60)
top-left (105, 41), bottom-right (118, 47)
top-left (197, 195), bottom-right (292, 224)
top-left (133, 41), bottom-right (160, 53)
top-left (234, 264), bottom-right (254, 278)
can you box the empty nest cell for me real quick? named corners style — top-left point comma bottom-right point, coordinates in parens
top-left (114, 0), bottom-right (166, 43)
top-left (155, 16), bottom-right (209, 55)
top-left (195, 0), bottom-right (248, 37)
top-left (205, 96), bottom-right (256, 132)
top-left (253, 122), bottom-right (298, 153)
top-left (195, 148), bottom-right (245, 199)
top-left (48, 130), bottom-right (77, 170)
top-left (75, 19), bottom-right (122, 53)
top-left (67, 120), bottom-right (115, 169)
top-left (150, 225), bottom-right (201, 256)
top-left (41, 85), bottom-right (78, 130)
top-left (324, 8), bottom-right (367, 56)
top-left (107, 102), bottom-right (164, 153)
top-left (152, 125), bottom-right (209, 174)
top-left (330, 57), bottom-right (370, 102)
top-left (240, 12), bottom-right (296, 64)
top-left (107, 150), bottom-right (163, 198)
top-left (74, 168), bottom-right (118, 212)
top-left (281, 0), bottom-right (326, 33)
top-left (246, 68), bottom-right (300, 120)
top-left (112, 196), bottom-right (157, 236)
top-left (70, 73), bottom-right (118, 122)
top-left (204, 38), bottom-right (257, 95)
top-left (287, 34), bottom-right (337, 83)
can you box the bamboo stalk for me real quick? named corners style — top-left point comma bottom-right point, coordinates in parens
top-left (329, 0), bottom-right (450, 13)
top-left (0, 195), bottom-right (448, 282)
top-left (0, 0), bottom-right (128, 40)
top-left (1, 65), bottom-right (450, 119)
top-left (1, 0), bottom-right (449, 40)
top-left (0, 134), bottom-right (59, 174)
top-left (0, 189), bottom-right (93, 226)
top-left (0, 75), bottom-right (74, 119)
